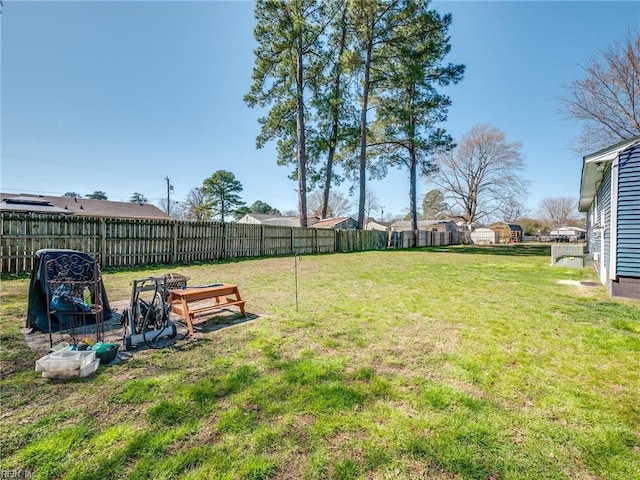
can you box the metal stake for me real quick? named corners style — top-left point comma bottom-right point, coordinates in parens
top-left (294, 253), bottom-right (299, 312)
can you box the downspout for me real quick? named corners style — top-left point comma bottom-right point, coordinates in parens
top-left (608, 157), bottom-right (619, 296)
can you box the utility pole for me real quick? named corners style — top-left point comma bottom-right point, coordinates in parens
top-left (164, 176), bottom-right (174, 217)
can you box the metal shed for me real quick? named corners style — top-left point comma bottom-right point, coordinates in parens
top-left (470, 228), bottom-right (499, 244)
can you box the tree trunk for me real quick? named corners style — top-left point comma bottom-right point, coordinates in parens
top-left (322, 138), bottom-right (336, 220)
top-left (358, 37), bottom-right (373, 229)
top-left (409, 145), bottom-right (418, 231)
top-left (321, 7), bottom-right (348, 220)
top-left (296, 38), bottom-right (308, 228)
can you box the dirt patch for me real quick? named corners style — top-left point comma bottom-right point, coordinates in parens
top-left (272, 452), bottom-right (310, 480)
top-left (366, 318), bottom-right (459, 378)
top-left (557, 280), bottom-right (601, 297)
top-left (557, 280), bottom-right (599, 287)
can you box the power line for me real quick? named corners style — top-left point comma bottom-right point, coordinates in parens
top-left (0, 176), bottom-right (143, 201)
top-left (2, 152), bottom-right (200, 185)
top-left (2, 153), bottom-right (156, 178)
top-left (0, 186), bottom-right (133, 203)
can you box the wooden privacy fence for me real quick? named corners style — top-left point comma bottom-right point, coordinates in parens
top-left (1, 213), bottom-right (390, 275)
top-left (389, 230), bottom-right (465, 248)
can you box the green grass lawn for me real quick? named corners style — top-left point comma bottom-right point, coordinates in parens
top-left (1, 244), bottom-right (639, 479)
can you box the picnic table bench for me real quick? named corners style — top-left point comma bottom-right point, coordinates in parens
top-left (168, 284), bottom-right (246, 335)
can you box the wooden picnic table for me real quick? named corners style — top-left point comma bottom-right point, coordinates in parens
top-left (168, 283), bottom-right (246, 335)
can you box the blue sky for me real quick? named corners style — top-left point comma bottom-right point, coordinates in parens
top-left (2, 1), bottom-right (639, 219)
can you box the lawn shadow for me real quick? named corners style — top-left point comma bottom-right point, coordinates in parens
top-left (406, 243), bottom-right (553, 257)
top-left (192, 311), bottom-right (261, 333)
top-left (126, 311), bottom-right (261, 354)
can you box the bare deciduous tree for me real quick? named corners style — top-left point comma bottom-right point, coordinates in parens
top-left (538, 196), bottom-right (580, 228)
top-left (363, 187), bottom-right (380, 222)
top-left (181, 187), bottom-right (211, 221)
top-left (562, 32), bottom-right (640, 152)
top-left (496, 194), bottom-right (528, 223)
top-left (431, 124), bottom-right (527, 224)
top-left (307, 189), bottom-right (352, 218)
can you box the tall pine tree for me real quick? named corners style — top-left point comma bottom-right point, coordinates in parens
top-left (245, 0), bottom-right (329, 227)
top-left (348, 0), bottom-right (399, 228)
top-left (372, 1), bottom-right (463, 230)
top-left (308, 0), bottom-right (357, 219)
top-left (202, 170), bottom-right (246, 223)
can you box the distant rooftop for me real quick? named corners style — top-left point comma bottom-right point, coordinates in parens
top-left (310, 217), bottom-right (356, 229)
top-left (0, 193), bottom-right (170, 220)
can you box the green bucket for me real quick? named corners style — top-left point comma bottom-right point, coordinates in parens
top-left (91, 343), bottom-right (120, 364)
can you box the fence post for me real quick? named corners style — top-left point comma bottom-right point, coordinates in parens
top-left (100, 218), bottom-right (107, 267)
top-left (290, 227), bottom-right (294, 255)
top-left (172, 221), bottom-right (178, 264)
top-left (222, 222), bottom-right (227, 260)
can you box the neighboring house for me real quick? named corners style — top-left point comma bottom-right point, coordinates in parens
top-left (235, 213), bottom-right (320, 227)
top-left (310, 217), bottom-right (358, 230)
top-left (262, 217), bottom-right (305, 227)
top-left (364, 219), bottom-right (391, 231)
top-left (0, 195), bottom-right (71, 215)
top-left (579, 136), bottom-right (640, 299)
top-left (489, 222), bottom-right (523, 243)
top-left (390, 219), bottom-right (458, 232)
top-left (0, 193), bottom-right (170, 220)
top-left (235, 213), bottom-right (280, 225)
top-left (549, 226), bottom-right (586, 242)
top-left (470, 227), bottom-right (499, 244)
